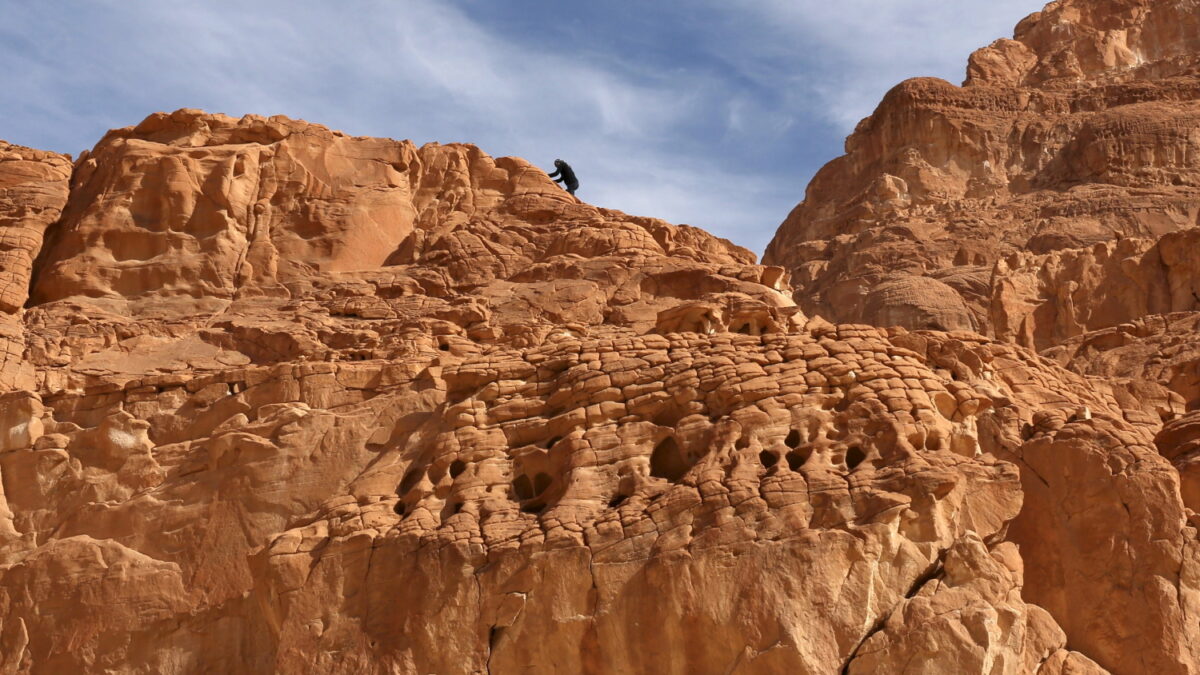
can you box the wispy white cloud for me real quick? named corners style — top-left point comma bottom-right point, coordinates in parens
top-left (695, 0), bottom-right (1046, 132)
top-left (0, 0), bottom-right (1049, 256)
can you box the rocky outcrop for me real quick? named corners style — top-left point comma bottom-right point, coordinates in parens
top-left (846, 534), bottom-right (1105, 674)
top-left (3, 273), bottom-right (1150, 672)
top-left (982, 226), bottom-right (1200, 352)
top-left (761, 0), bottom-right (1200, 670)
top-left (764, 0), bottom-right (1200, 348)
top-left (2, 0), bottom-right (1200, 672)
top-left (0, 142), bottom-right (70, 390)
top-left (0, 104), bottom-right (1137, 673)
top-left (1045, 310), bottom-right (1200, 409)
top-left (23, 109), bottom-right (791, 396)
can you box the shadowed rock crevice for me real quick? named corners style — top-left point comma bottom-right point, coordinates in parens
top-left (649, 436), bottom-right (689, 481)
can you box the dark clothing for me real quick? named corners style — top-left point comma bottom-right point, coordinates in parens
top-left (548, 162), bottom-right (579, 195)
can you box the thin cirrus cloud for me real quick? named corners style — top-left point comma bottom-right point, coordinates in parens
top-left (0, 0), bottom-right (1045, 256)
top-left (715, 0), bottom-right (1047, 130)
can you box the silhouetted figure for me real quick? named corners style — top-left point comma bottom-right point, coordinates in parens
top-left (548, 159), bottom-right (579, 195)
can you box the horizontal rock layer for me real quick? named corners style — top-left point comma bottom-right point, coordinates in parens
top-left (764, 0), bottom-right (1200, 351)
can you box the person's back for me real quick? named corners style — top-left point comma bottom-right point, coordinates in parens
top-left (548, 159), bottom-right (579, 196)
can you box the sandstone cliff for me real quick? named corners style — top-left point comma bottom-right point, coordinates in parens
top-left (1, 0), bottom-right (1199, 672)
top-left (764, 0), bottom-right (1200, 350)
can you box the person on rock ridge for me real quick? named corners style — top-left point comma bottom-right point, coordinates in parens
top-left (547, 159), bottom-right (579, 196)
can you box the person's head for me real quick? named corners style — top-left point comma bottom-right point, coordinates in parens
top-left (554, 159), bottom-right (564, 167)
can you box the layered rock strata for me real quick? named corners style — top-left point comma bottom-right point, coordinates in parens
top-left (0, 106), bottom-right (1161, 674)
top-left (0, 142), bottom-right (70, 390)
top-left (757, 2), bottom-right (1200, 668)
top-left (764, 0), bottom-right (1200, 349)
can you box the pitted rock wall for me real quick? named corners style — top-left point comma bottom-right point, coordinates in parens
top-left (0, 306), bottom-right (1152, 673)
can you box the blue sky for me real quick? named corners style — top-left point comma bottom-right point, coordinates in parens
top-left (0, 1), bottom-right (1045, 256)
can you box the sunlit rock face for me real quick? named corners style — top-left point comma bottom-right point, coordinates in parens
top-left (0, 141), bottom-right (71, 391)
top-left (2, 1), bottom-right (1200, 672)
top-left (764, 0), bottom-right (1200, 350)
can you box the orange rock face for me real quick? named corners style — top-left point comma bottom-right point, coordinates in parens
top-left (764, 0), bottom-right (1200, 344)
top-left (0, 142), bottom-right (71, 390)
top-left (2, 1), bottom-right (1200, 672)
top-left (758, 0), bottom-right (1200, 671)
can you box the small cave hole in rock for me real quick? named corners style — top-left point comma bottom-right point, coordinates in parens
top-left (545, 436), bottom-right (561, 449)
top-left (449, 460), bottom-right (466, 479)
top-left (608, 493), bottom-right (628, 509)
top-left (451, 502), bottom-right (462, 515)
top-left (532, 472), bottom-right (552, 496)
top-left (439, 342), bottom-right (451, 352)
top-left (785, 429), bottom-right (801, 448)
top-left (846, 446), bottom-right (867, 470)
top-left (834, 395), bottom-right (852, 413)
top-left (786, 448), bottom-right (811, 471)
top-left (735, 436), bottom-right (750, 450)
top-left (650, 436), bottom-right (689, 482)
top-left (735, 323), bottom-right (751, 334)
top-left (513, 474), bottom-right (535, 501)
top-left (393, 501), bottom-right (406, 516)
top-left (521, 500), bottom-right (546, 514)
top-left (759, 450), bottom-right (779, 469)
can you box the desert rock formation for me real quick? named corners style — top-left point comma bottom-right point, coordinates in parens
top-left (764, 0), bottom-right (1200, 348)
top-left (758, 1), bottom-right (1200, 670)
top-left (1, 0), bottom-right (1200, 672)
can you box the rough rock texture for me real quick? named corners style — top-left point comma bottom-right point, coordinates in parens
top-left (756, 2), bottom-right (1200, 670)
top-left (0, 106), bottom-right (1140, 674)
top-left (0, 143), bottom-right (71, 390)
top-left (3, 0), bottom-right (1200, 672)
top-left (764, 0), bottom-right (1200, 347)
top-left (847, 534), bottom-right (1106, 675)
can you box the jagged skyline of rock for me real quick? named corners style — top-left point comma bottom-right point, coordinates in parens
top-left (2, 1), bottom-right (1044, 256)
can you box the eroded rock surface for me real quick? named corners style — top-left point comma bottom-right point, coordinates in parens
top-left (2, 1), bottom-right (1200, 672)
top-left (0, 142), bottom-right (71, 390)
top-left (755, 1), bottom-right (1200, 670)
top-left (764, 0), bottom-right (1200, 348)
